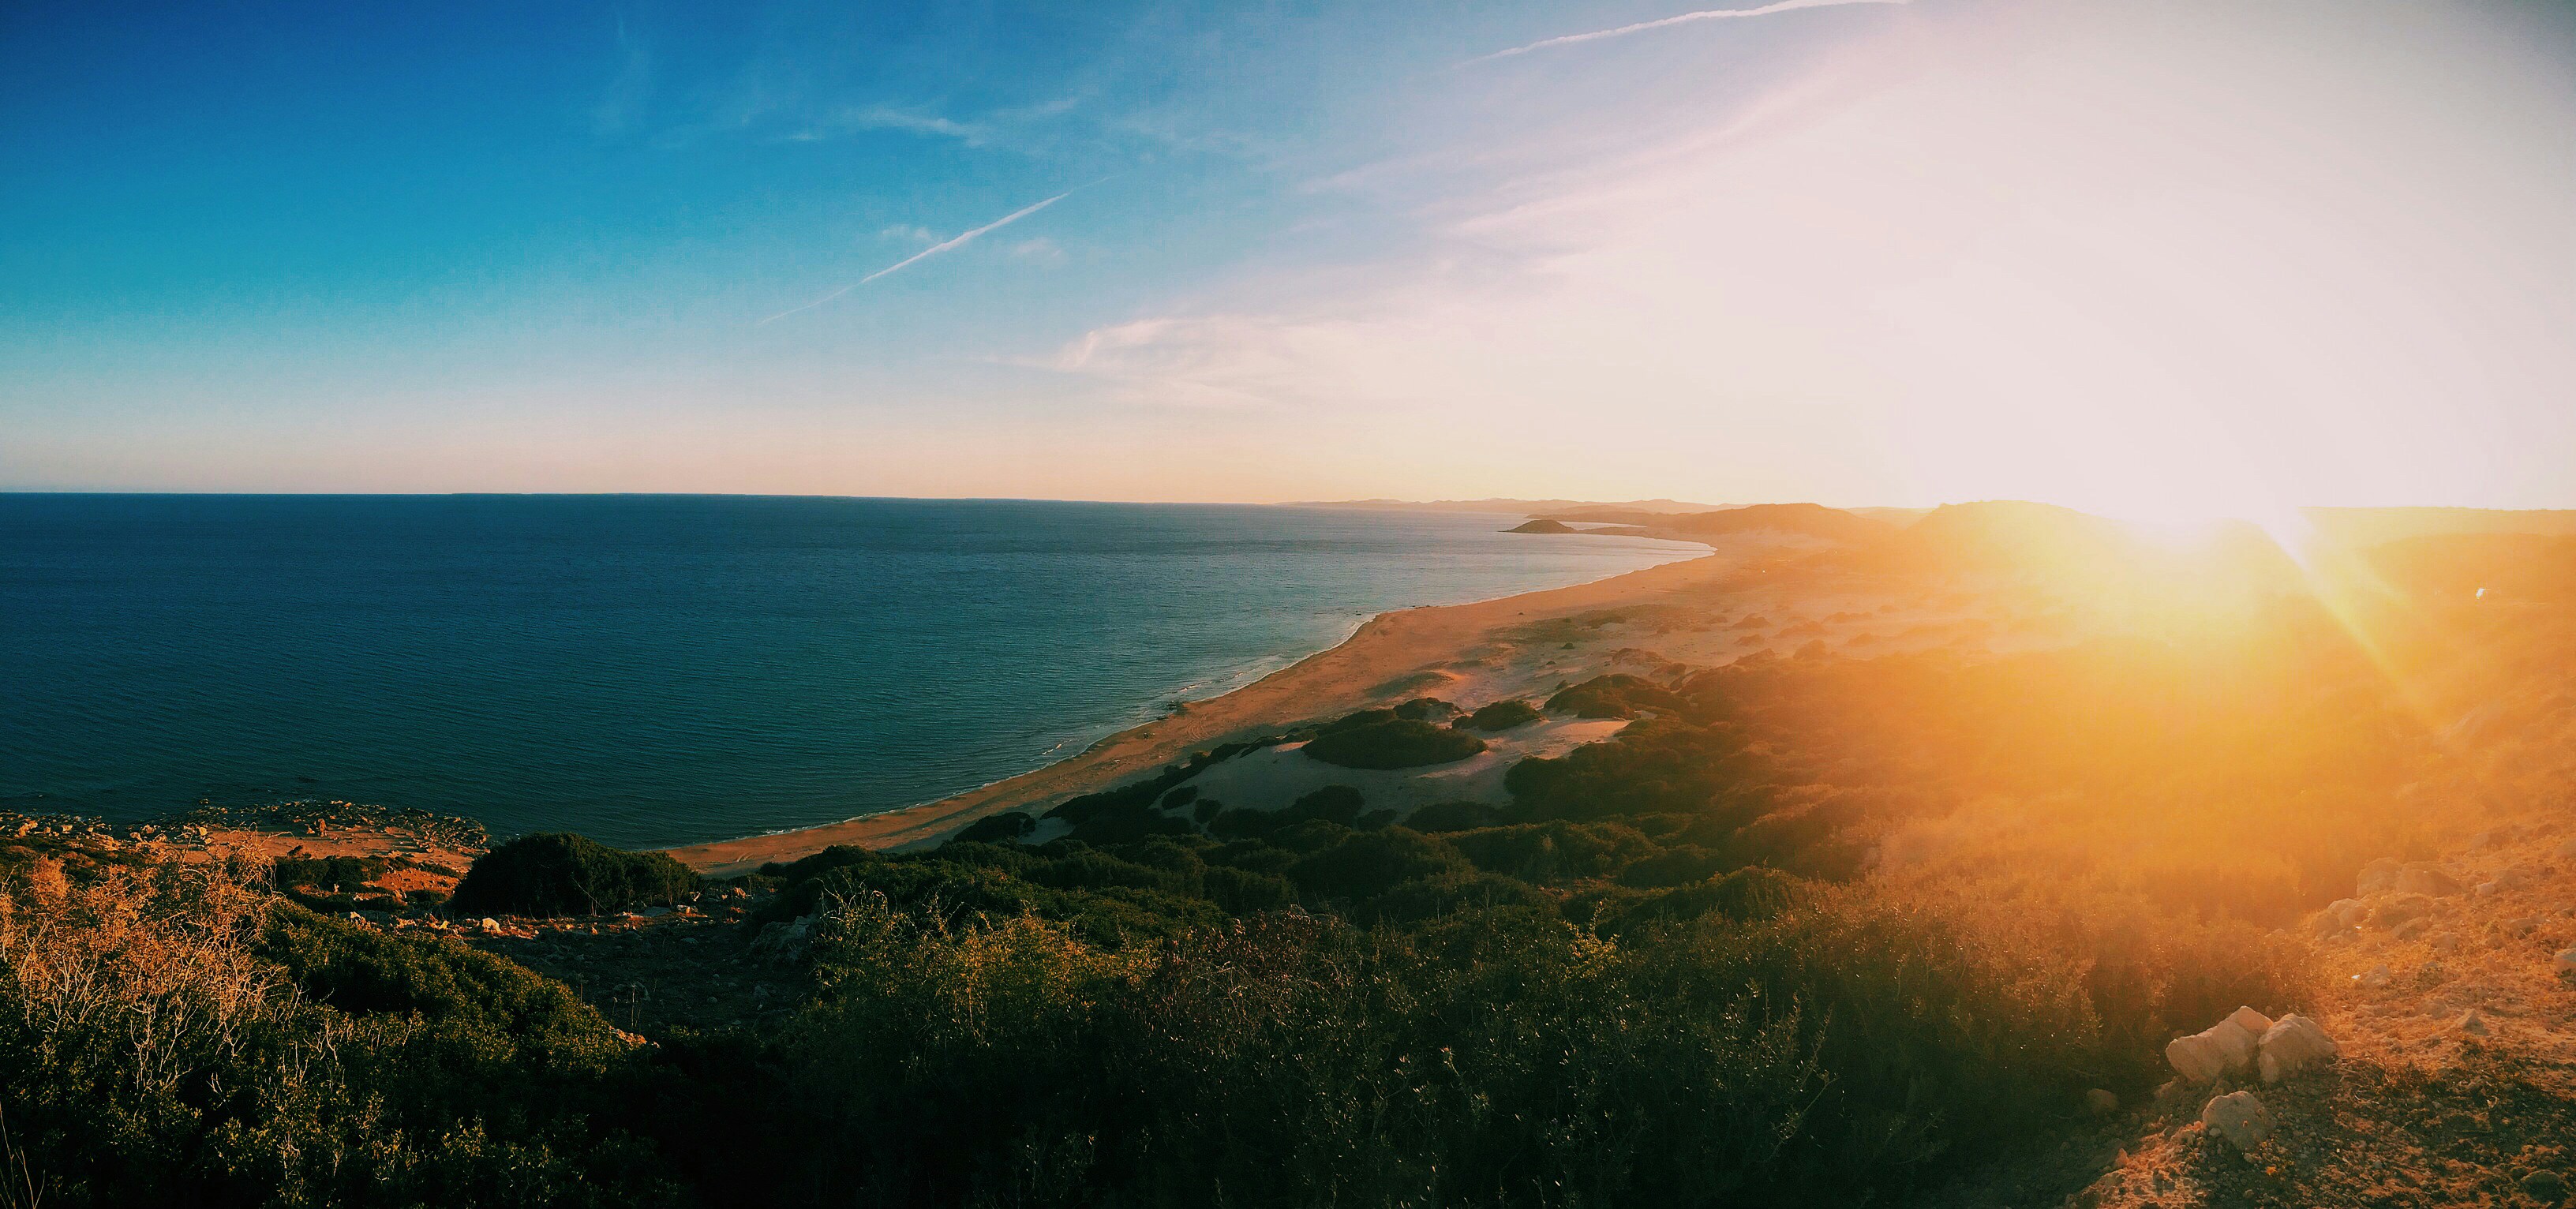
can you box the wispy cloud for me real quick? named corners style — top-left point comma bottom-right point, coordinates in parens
top-left (798, 104), bottom-right (990, 146)
top-left (590, 17), bottom-right (654, 136)
top-left (759, 192), bottom-right (1072, 324)
top-left (1468, 0), bottom-right (1909, 64)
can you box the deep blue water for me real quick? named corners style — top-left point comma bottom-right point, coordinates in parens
top-left (0, 495), bottom-right (1696, 848)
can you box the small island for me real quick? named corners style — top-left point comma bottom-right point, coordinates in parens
top-left (1505, 518), bottom-right (1580, 534)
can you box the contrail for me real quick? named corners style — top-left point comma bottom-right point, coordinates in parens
top-left (1468, 0), bottom-right (1908, 64)
top-left (759, 190), bottom-right (1071, 324)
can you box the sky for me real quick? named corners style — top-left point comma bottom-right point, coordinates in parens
top-left (5, 0), bottom-right (2574, 516)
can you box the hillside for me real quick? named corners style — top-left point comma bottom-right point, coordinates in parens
top-left (7, 514), bottom-right (2573, 1207)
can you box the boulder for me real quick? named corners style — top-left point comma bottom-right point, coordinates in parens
top-left (2200, 1091), bottom-right (2275, 1153)
top-left (2391, 918), bottom-right (2431, 941)
top-left (751, 913), bottom-right (818, 961)
top-left (2396, 863), bottom-right (2464, 896)
top-left (2373, 894), bottom-right (2435, 927)
top-left (2166, 1018), bottom-right (2259, 1083)
top-left (2256, 1014), bottom-right (2338, 1083)
top-left (2357, 858), bottom-right (2404, 896)
top-left (2226, 1005), bottom-right (2275, 1035)
top-left (2085, 1088), bottom-right (2119, 1116)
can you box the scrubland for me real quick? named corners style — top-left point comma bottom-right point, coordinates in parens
top-left (6, 508), bottom-right (2572, 1207)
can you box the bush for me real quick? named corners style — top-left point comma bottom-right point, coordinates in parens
top-left (1544, 673), bottom-right (1683, 719)
top-left (1302, 720), bottom-right (1488, 769)
top-left (1461, 698), bottom-right (1542, 731)
top-left (953, 811), bottom-right (1036, 844)
top-left (448, 833), bottom-right (700, 918)
top-left (1405, 799), bottom-right (1506, 833)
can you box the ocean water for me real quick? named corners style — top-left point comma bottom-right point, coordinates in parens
top-left (0, 495), bottom-right (1697, 848)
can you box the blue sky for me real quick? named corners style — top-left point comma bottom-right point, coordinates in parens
top-left (6, 0), bottom-right (2574, 511)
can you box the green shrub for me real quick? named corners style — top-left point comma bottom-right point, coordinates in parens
top-left (447, 833), bottom-right (699, 918)
top-left (1404, 799), bottom-right (1506, 833)
top-left (1461, 698), bottom-right (1542, 731)
top-left (953, 811), bottom-right (1036, 844)
top-left (1544, 673), bottom-right (1683, 719)
top-left (1302, 719), bottom-right (1488, 769)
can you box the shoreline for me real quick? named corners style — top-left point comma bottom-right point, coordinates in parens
top-left (664, 540), bottom-right (1753, 877)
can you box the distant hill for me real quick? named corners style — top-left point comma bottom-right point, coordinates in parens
top-left (1853, 500), bottom-right (2151, 576)
top-left (1538, 502), bottom-right (1892, 543)
top-left (1505, 518), bottom-right (1581, 534)
top-left (1660, 502), bottom-right (1894, 544)
top-left (1290, 497), bottom-right (1730, 515)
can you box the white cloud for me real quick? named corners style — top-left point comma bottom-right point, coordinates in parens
top-left (1468, 0), bottom-right (1910, 65)
top-left (762, 192), bottom-right (1073, 324)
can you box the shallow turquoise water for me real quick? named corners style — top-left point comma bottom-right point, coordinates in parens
top-left (0, 495), bottom-right (1695, 847)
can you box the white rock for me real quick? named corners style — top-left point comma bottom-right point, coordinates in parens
top-left (2257, 1015), bottom-right (2338, 1083)
top-left (2200, 1091), bottom-right (2275, 1152)
top-left (2166, 1019), bottom-right (2260, 1083)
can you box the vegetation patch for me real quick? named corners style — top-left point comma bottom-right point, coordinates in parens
top-left (1461, 698), bottom-right (1542, 731)
top-left (1302, 718), bottom-right (1488, 769)
top-left (448, 832), bottom-right (700, 917)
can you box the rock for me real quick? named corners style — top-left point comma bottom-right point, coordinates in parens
top-left (2554, 947), bottom-right (2576, 977)
top-left (2357, 857), bottom-right (2404, 896)
top-left (2396, 863), bottom-right (2464, 896)
top-left (2257, 1014), bottom-right (2338, 1083)
top-left (2327, 897), bottom-right (2368, 927)
top-left (2166, 1018), bottom-right (2260, 1083)
top-left (2085, 1087), bottom-right (2119, 1116)
top-left (639, 906), bottom-right (672, 918)
top-left (2457, 1009), bottom-right (2489, 1035)
top-left (2428, 933), bottom-right (2462, 953)
top-left (2200, 1091), bottom-right (2275, 1153)
top-left (751, 913), bottom-right (818, 961)
top-left (2392, 918), bottom-right (2430, 941)
top-left (2507, 917), bottom-right (2542, 937)
top-left (2353, 964), bottom-right (2391, 988)
top-left (2524, 1170), bottom-right (2567, 1203)
top-left (2226, 1005), bottom-right (2275, 1035)
top-left (2374, 893), bottom-right (2435, 927)
top-left (478, 917), bottom-right (501, 932)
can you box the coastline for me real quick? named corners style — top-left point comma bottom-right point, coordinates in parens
top-left (664, 541), bottom-right (1750, 877)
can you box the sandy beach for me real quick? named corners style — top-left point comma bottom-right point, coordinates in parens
top-left (663, 539), bottom-right (1777, 876)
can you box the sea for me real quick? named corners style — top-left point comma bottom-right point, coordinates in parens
top-left (0, 495), bottom-right (1698, 848)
